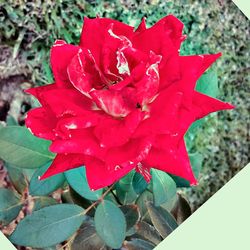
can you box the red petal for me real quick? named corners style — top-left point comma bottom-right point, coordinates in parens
top-left (144, 140), bottom-right (197, 185)
top-left (39, 89), bottom-right (93, 117)
top-left (177, 91), bottom-right (234, 138)
top-left (133, 89), bottom-right (183, 137)
top-left (135, 17), bottom-right (147, 33)
top-left (135, 52), bottom-right (161, 105)
top-left (67, 49), bottom-right (105, 97)
top-left (80, 17), bottom-right (134, 66)
top-left (50, 129), bottom-right (106, 158)
top-left (192, 91), bottom-right (235, 119)
top-left (90, 89), bottom-right (133, 117)
top-left (25, 84), bottom-right (57, 105)
top-left (55, 111), bottom-right (103, 137)
top-left (25, 107), bottom-right (57, 140)
top-left (135, 162), bottom-right (152, 183)
top-left (132, 15), bottom-right (185, 61)
top-left (50, 40), bottom-right (80, 87)
top-left (105, 137), bottom-right (152, 167)
top-left (40, 154), bottom-right (85, 179)
top-left (94, 110), bottom-right (144, 148)
top-left (101, 25), bottom-right (133, 81)
top-left (84, 156), bottom-right (135, 190)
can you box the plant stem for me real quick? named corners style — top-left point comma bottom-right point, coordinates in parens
top-left (110, 188), bottom-right (123, 205)
top-left (81, 183), bottom-right (116, 215)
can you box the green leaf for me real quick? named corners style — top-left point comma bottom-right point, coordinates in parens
top-left (6, 115), bottom-right (18, 126)
top-left (135, 221), bottom-right (162, 245)
top-left (171, 194), bottom-right (192, 224)
top-left (0, 126), bottom-right (54, 168)
top-left (33, 197), bottom-right (57, 211)
top-left (118, 170), bottom-right (135, 191)
top-left (120, 204), bottom-right (139, 231)
top-left (196, 70), bottom-right (219, 98)
top-left (189, 152), bottom-right (203, 179)
top-left (65, 167), bottom-right (102, 201)
top-left (136, 190), bottom-right (153, 224)
top-left (5, 163), bottom-right (28, 194)
top-left (132, 172), bottom-right (148, 194)
top-left (29, 162), bottom-right (65, 196)
top-left (9, 204), bottom-right (85, 248)
top-left (152, 170), bottom-right (176, 206)
top-left (123, 238), bottom-right (155, 250)
top-left (116, 185), bottom-right (138, 205)
top-left (71, 218), bottom-right (110, 250)
top-left (0, 188), bottom-right (23, 226)
top-left (146, 202), bottom-right (178, 238)
top-left (94, 200), bottom-right (126, 249)
top-left (68, 187), bottom-right (95, 217)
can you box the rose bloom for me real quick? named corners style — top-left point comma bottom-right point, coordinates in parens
top-left (25, 15), bottom-right (234, 190)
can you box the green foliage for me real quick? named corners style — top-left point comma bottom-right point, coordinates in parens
top-left (196, 70), bottom-right (219, 98)
top-left (123, 238), bottom-right (156, 250)
top-left (146, 202), bottom-right (178, 239)
top-left (94, 200), bottom-right (126, 248)
top-left (9, 204), bottom-right (85, 248)
top-left (29, 162), bottom-right (65, 196)
top-left (171, 194), bottom-right (192, 224)
top-left (0, 126), bottom-right (54, 168)
top-left (33, 196), bottom-right (58, 211)
top-left (135, 221), bottom-right (162, 245)
top-left (71, 218), bottom-right (109, 250)
top-left (132, 172), bottom-right (148, 194)
top-left (152, 170), bottom-right (176, 206)
top-left (65, 167), bottom-right (103, 201)
top-left (5, 163), bottom-right (28, 194)
top-left (120, 204), bottom-right (140, 232)
top-left (0, 188), bottom-right (23, 226)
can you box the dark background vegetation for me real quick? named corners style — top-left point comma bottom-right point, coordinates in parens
top-left (0, 0), bottom-right (249, 215)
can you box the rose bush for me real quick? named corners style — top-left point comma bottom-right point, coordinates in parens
top-left (25, 15), bottom-right (234, 190)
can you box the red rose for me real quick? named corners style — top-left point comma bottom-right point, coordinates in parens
top-left (25, 15), bottom-right (234, 190)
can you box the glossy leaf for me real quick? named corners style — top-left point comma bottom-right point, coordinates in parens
top-left (9, 204), bottom-right (85, 248)
top-left (171, 194), bottom-right (192, 224)
top-left (152, 169), bottom-right (176, 206)
top-left (5, 163), bottom-right (28, 194)
top-left (0, 188), bottom-right (23, 226)
top-left (189, 152), bottom-right (203, 179)
top-left (6, 115), bottom-right (18, 126)
top-left (123, 238), bottom-right (155, 250)
top-left (136, 190), bottom-right (153, 224)
top-left (196, 70), bottom-right (219, 98)
top-left (69, 187), bottom-right (95, 217)
top-left (29, 162), bottom-right (65, 196)
top-left (118, 170), bottom-right (135, 191)
top-left (33, 197), bottom-right (57, 211)
top-left (65, 167), bottom-right (102, 201)
top-left (120, 204), bottom-right (140, 231)
top-left (0, 126), bottom-right (54, 168)
top-left (135, 221), bottom-right (162, 245)
top-left (116, 180), bottom-right (138, 205)
top-left (146, 202), bottom-right (178, 238)
top-left (71, 218), bottom-right (110, 250)
top-left (132, 172), bottom-right (148, 194)
top-left (94, 200), bottom-right (126, 249)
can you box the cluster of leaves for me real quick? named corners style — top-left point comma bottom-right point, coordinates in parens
top-left (0, 68), bottom-right (219, 249)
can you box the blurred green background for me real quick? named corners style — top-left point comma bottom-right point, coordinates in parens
top-left (0, 0), bottom-right (249, 211)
